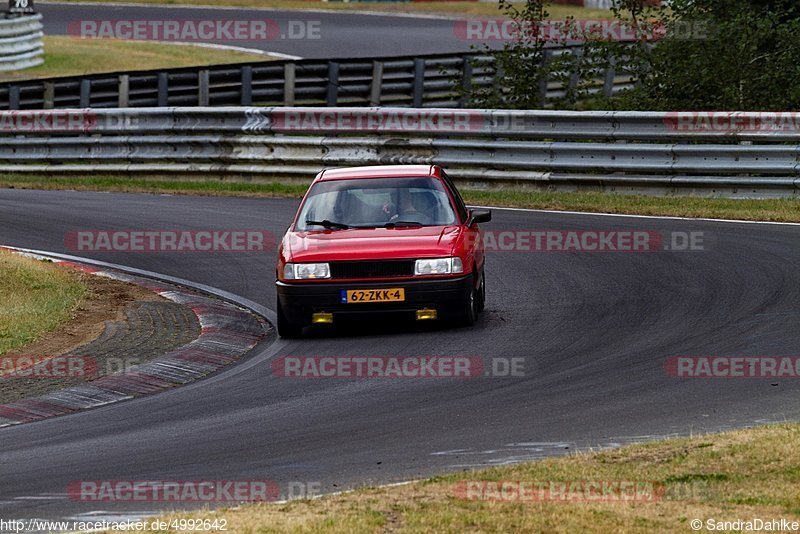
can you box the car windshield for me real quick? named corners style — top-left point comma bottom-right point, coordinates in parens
top-left (295, 177), bottom-right (457, 231)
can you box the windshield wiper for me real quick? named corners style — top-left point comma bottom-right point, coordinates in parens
top-left (305, 219), bottom-right (350, 230)
top-left (348, 221), bottom-right (425, 229)
top-left (382, 221), bottom-right (424, 228)
top-left (351, 221), bottom-right (424, 229)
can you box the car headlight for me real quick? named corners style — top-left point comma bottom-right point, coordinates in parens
top-left (414, 257), bottom-right (463, 276)
top-left (284, 262), bottom-right (330, 280)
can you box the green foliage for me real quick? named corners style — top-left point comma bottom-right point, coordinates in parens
top-left (622, 0), bottom-right (800, 110)
top-left (464, 0), bottom-right (551, 109)
top-left (467, 0), bottom-right (800, 111)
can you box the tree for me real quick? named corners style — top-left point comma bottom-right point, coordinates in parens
top-left (465, 0), bottom-right (552, 109)
top-left (468, 0), bottom-right (800, 111)
top-left (614, 0), bottom-right (800, 110)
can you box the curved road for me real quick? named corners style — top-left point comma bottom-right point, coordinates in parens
top-left (38, 1), bottom-right (481, 58)
top-left (1, 189), bottom-right (799, 521)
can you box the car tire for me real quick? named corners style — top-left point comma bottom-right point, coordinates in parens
top-left (277, 299), bottom-right (303, 338)
top-left (457, 273), bottom-right (479, 326)
top-left (477, 266), bottom-right (486, 312)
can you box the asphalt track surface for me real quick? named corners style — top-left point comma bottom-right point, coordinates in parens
top-left (38, 1), bottom-right (481, 59)
top-left (1, 188), bottom-right (800, 522)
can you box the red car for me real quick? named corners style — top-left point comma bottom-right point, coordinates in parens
top-left (275, 164), bottom-right (491, 337)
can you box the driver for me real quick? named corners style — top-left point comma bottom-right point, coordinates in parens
top-left (393, 191), bottom-right (417, 218)
top-left (387, 189), bottom-right (429, 223)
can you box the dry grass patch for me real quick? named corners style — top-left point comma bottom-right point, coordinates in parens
top-left (140, 423), bottom-right (800, 533)
top-left (0, 249), bottom-right (87, 355)
top-left (0, 36), bottom-right (268, 82)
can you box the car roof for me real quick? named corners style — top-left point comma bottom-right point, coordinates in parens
top-left (315, 165), bottom-right (443, 182)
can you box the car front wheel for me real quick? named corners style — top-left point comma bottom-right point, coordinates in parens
top-left (457, 272), bottom-right (480, 326)
top-left (477, 266), bottom-right (486, 312)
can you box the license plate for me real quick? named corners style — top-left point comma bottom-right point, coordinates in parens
top-left (341, 288), bottom-right (405, 303)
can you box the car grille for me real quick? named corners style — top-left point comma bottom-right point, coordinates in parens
top-left (330, 260), bottom-right (415, 279)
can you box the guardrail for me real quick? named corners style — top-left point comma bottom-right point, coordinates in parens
top-left (0, 13), bottom-right (43, 72)
top-left (0, 46), bottom-right (634, 110)
top-left (1, 107), bottom-right (797, 198)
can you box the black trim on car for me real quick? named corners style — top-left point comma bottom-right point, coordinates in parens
top-left (276, 275), bottom-right (472, 325)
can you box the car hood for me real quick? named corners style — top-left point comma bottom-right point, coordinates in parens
top-left (284, 225), bottom-right (462, 262)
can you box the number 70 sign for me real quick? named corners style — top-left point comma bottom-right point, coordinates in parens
top-left (9, 0), bottom-right (34, 14)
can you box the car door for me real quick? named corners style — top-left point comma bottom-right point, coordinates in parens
top-left (441, 172), bottom-right (485, 275)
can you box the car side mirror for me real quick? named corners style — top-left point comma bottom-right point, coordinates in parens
top-left (467, 209), bottom-right (492, 226)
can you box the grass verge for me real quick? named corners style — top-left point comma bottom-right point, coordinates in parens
top-left (2, 174), bottom-right (800, 222)
top-left (0, 36), bottom-right (268, 82)
top-left (145, 423), bottom-right (800, 533)
top-left (45, 1), bottom-right (615, 18)
top-left (0, 249), bottom-right (87, 355)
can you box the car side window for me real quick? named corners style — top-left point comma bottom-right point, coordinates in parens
top-left (441, 172), bottom-right (468, 223)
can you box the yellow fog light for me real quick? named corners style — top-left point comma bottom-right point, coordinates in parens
top-left (312, 312), bottom-right (333, 324)
top-left (416, 308), bottom-right (437, 321)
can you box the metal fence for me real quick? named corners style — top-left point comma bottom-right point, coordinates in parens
top-left (0, 46), bottom-right (634, 110)
top-left (0, 13), bottom-right (43, 72)
top-left (0, 107), bottom-right (797, 197)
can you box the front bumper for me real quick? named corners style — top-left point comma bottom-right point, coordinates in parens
top-left (276, 275), bottom-right (472, 325)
